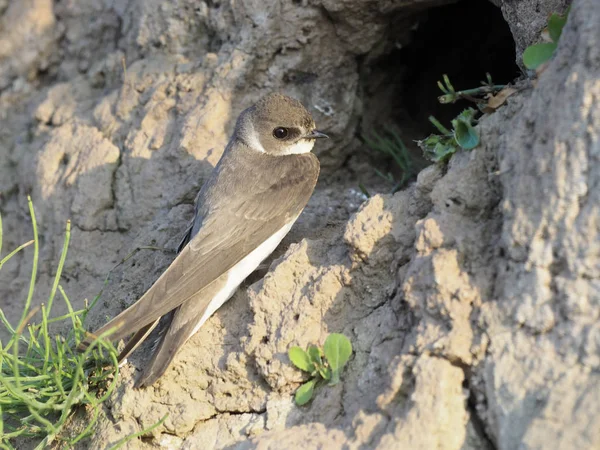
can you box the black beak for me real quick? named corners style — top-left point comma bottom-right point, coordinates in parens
top-left (305, 130), bottom-right (329, 139)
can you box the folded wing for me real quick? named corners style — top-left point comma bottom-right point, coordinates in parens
top-left (81, 147), bottom-right (319, 346)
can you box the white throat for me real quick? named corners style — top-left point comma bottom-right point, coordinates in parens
top-left (245, 121), bottom-right (315, 155)
top-left (280, 139), bottom-right (315, 155)
top-left (245, 120), bottom-right (267, 153)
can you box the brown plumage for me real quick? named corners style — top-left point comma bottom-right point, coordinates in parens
top-left (80, 93), bottom-right (326, 387)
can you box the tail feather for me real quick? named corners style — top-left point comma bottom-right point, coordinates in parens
top-left (117, 319), bottom-right (160, 364)
top-left (77, 297), bottom-right (156, 352)
top-left (135, 301), bottom-right (207, 388)
top-left (79, 225), bottom-right (195, 354)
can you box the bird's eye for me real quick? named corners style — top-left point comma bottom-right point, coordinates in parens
top-left (273, 127), bottom-right (289, 139)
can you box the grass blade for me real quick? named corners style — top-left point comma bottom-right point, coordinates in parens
top-left (14, 197), bottom-right (39, 345)
top-left (0, 241), bottom-right (34, 270)
top-left (46, 220), bottom-right (71, 315)
top-left (109, 414), bottom-right (168, 450)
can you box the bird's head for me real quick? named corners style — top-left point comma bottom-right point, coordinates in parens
top-left (237, 93), bottom-right (328, 156)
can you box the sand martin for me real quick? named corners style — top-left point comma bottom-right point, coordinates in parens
top-left (81, 93), bottom-right (327, 387)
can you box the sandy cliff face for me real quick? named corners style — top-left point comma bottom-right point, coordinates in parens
top-left (1, 0), bottom-right (597, 448)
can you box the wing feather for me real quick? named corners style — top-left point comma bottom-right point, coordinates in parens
top-left (82, 145), bottom-right (319, 345)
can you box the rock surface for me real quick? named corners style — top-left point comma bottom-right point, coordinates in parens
top-left (0, 0), bottom-right (597, 449)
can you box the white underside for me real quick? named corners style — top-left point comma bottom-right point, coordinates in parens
top-left (188, 218), bottom-right (298, 338)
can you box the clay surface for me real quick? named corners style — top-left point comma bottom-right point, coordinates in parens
top-left (0, 0), bottom-right (597, 449)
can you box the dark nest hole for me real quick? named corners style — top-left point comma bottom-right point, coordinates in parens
top-left (358, 0), bottom-right (519, 192)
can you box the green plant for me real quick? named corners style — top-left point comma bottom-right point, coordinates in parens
top-left (288, 333), bottom-right (352, 406)
top-left (417, 108), bottom-right (480, 163)
top-left (437, 73), bottom-right (505, 105)
top-left (357, 182), bottom-right (371, 199)
top-left (108, 414), bottom-right (168, 450)
top-left (523, 8), bottom-right (570, 70)
top-left (0, 197), bottom-right (120, 449)
top-left (363, 126), bottom-right (419, 193)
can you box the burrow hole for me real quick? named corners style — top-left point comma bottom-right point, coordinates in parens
top-left (359, 0), bottom-right (519, 188)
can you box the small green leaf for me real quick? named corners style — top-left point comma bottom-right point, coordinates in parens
top-left (434, 142), bottom-right (455, 162)
top-left (288, 347), bottom-right (312, 372)
top-left (452, 120), bottom-right (479, 150)
top-left (295, 379), bottom-right (317, 406)
top-left (442, 74), bottom-right (454, 93)
top-left (548, 11), bottom-right (568, 43)
top-left (319, 364), bottom-right (332, 381)
top-left (418, 136), bottom-right (453, 163)
top-left (307, 345), bottom-right (323, 377)
top-left (437, 80), bottom-right (448, 94)
top-left (323, 334), bottom-right (352, 373)
top-left (523, 42), bottom-right (557, 69)
top-left (456, 108), bottom-right (477, 123)
top-left (307, 345), bottom-right (323, 367)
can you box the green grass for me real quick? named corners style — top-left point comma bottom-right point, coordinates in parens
top-left (363, 126), bottom-right (419, 193)
top-left (0, 197), bottom-right (120, 449)
top-left (108, 414), bottom-right (167, 450)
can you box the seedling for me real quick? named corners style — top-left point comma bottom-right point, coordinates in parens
top-left (523, 8), bottom-right (570, 70)
top-left (437, 73), bottom-right (505, 106)
top-left (417, 108), bottom-right (479, 163)
top-left (288, 333), bottom-right (352, 406)
top-left (363, 126), bottom-right (419, 193)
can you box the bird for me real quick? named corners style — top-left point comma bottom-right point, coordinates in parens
top-left (79, 93), bottom-right (328, 387)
